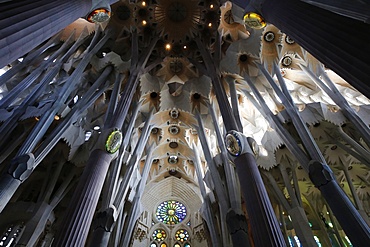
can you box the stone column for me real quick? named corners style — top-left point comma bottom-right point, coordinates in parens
top-left (0, 154), bottom-right (35, 212)
top-left (52, 149), bottom-right (115, 247)
top-left (226, 210), bottom-right (251, 247)
top-left (226, 131), bottom-right (287, 246)
top-left (90, 207), bottom-right (117, 247)
top-left (233, 153), bottom-right (286, 246)
top-left (309, 160), bottom-right (370, 246)
top-left (0, 0), bottom-right (92, 68)
top-left (300, 0), bottom-right (370, 23)
top-left (53, 32), bottom-right (158, 246)
top-left (0, 0), bottom-right (119, 68)
top-left (197, 33), bottom-right (286, 244)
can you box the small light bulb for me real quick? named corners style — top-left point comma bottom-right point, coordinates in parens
top-left (142, 1), bottom-right (146, 7)
top-left (208, 23), bottom-right (212, 27)
top-left (165, 44), bottom-right (171, 50)
top-left (210, 4), bottom-right (214, 9)
top-left (183, 45), bottom-right (187, 49)
top-left (142, 20), bottom-right (147, 26)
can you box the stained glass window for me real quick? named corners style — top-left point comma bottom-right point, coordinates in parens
top-left (151, 243), bottom-right (157, 247)
top-left (153, 229), bottom-right (167, 241)
top-left (160, 244), bottom-right (167, 247)
top-left (184, 243), bottom-right (191, 247)
top-left (156, 201), bottom-right (187, 224)
top-left (174, 244), bottom-right (181, 247)
top-left (175, 229), bottom-right (189, 242)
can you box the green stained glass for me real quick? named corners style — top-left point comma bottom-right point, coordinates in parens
top-left (175, 229), bottom-right (189, 242)
top-left (156, 200), bottom-right (187, 224)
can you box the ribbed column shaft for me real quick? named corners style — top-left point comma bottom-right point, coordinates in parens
top-left (52, 150), bottom-right (112, 247)
top-left (0, 174), bottom-right (22, 212)
top-left (234, 153), bottom-right (287, 246)
top-left (319, 180), bottom-right (370, 246)
top-left (0, 0), bottom-right (92, 68)
top-left (257, 0), bottom-right (370, 99)
top-left (300, 0), bottom-right (370, 23)
top-left (207, 54), bottom-right (285, 244)
top-left (53, 34), bottom-right (148, 244)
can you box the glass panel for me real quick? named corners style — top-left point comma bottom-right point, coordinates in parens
top-left (175, 229), bottom-right (189, 242)
top-left (152, 229), bottom-right (167, 241)
top-left (156, 200), bottom-right (187, 224)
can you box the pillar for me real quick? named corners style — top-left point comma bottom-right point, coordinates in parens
top-left (309, 160), bottom-right (370, 246)
top-left (197, 33), bottom-right (286, 244)
top-left (300, 0), bottom-right (370, 23)
top-left (0, 0), bottom-right (92, 68)
top-left (0, 0), bottom-right (119, 68)
top-left (52, 149), bottom-right (115, 247)
top-left (226, 131), bottom-right (287, 246)
top-left (89, 207), bottom-right (117, 247)
top-left (53, 31), bottom-right (157, 246)
top-left (226, 210), bottom-right (251, 247)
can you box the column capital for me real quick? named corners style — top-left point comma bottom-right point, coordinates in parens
top-left (226, 209), bottom-right (249, 234)
top-left (93, 206), bottom-right (118, 232)
top-left (308, 160), bottom-right (334, 188)
top-left (225, 130), bottom-right (258, 157)
top-left (8, 153), bottom-right (35, 181)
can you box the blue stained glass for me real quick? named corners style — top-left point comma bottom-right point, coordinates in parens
top-left (156, 200), bottom-right (187, 224)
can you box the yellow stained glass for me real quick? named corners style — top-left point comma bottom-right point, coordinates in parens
top-left (153, 229), bottom-right (167, 241)
top-left (243, 12), bottom-right (266, 29)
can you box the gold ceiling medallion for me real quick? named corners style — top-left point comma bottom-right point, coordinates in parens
top-left (87, 8), bottom-right (111, 23)
top-left (243, 12), bottom-right (266, 29)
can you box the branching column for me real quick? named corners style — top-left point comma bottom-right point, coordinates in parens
top-left (0, 0), bottom-right (93, 68)
top-left (225, 131), bottom-right (287, 246)
top-left (53, 32), bottom-right (158, 246)
top-left (245, 0), bottom-right (370, 99)
top-left (195, 35), bottom-right (286, 246)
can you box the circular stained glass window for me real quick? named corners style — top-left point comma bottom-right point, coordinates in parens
top-left (184, 243), bottom-right (191, 247)
top-left (174, 244), bottom-right (181, 247)
top-left (156, 201), bottom-right (187, 225)
top-left (151, 244), bottom-right (157, 247)
top-left (175, 229), bottom-right (189, 242)
top-left (153, 229), bottom-right (167, 241)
